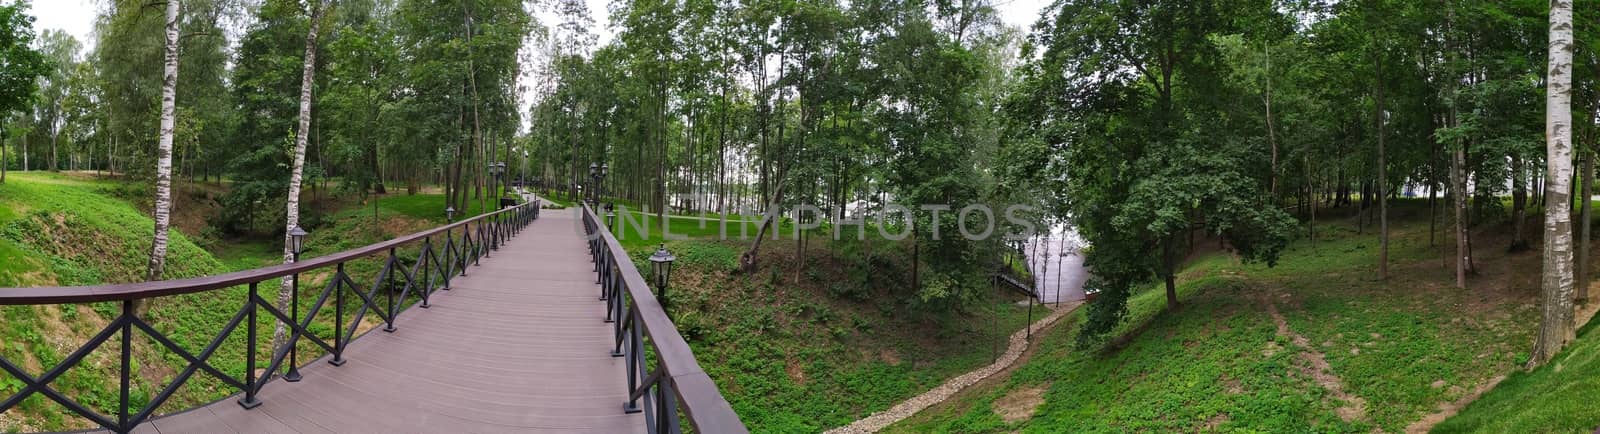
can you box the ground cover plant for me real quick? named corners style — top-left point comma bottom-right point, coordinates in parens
top-left (889, 200), bottom-right (1538, 433)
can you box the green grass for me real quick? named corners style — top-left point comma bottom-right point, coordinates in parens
top-left (210, 239), bottom-right (283, 271)
top-left (633, 235), bottom-right (1037, 433)
top-left (0, 173), bottom-right (454, 432)
top-left (0, 172), bottom-right (237, 431)
top-left (1435, 310), bottom-right (1600, 432)
top-left (889, 199), bottom-right (1535, 433)
top-left (610, 211), bottom-right (795, 251)
top-left (374, 190), bottom-right (512, 223)
top-left (0, 172), bottom-right (223, 286)
top-left (911, 279), bottom-right (1361, 433)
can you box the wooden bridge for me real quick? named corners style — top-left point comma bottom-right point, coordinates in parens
top-left (0, 198), bottom-right (745, 433)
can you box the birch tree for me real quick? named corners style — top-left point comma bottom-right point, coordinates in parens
top-left (140, 0), bottom-right (182, 315)
top-left (0, 1), bottom-right (49, 184)
top-left (1530, 0), bottom-right (1576, 368)
top-left (274, 0), bottom-right (329, 350)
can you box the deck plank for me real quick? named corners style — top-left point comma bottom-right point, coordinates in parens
top-left (129, 204), bottom-right (644, 433)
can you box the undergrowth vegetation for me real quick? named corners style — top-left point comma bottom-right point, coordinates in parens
top-left (617, 221), bottom-right (1039, 432)
top-left (1436, 303), bottom-right (1600, 432)
top-left (888, 200), bottom-right (1537, 433)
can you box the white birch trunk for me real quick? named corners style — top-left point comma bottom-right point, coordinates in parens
top-left (1531, 0), bottom-right (1576, 368)
top-left (140, 0), bottom-right (181, 315)
top-left (273, 2), bottom-right (327, 351)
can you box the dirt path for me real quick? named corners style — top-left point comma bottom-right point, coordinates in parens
top-left (1402, 373), bottom-right (1505, 433)
top-left (824, 301), bottom-right (1083, 434)
top-left (1259, 293), bottom-right (1369, 423)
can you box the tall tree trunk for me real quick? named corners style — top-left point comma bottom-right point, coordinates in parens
top-left (140, 0), bottom-right (182, 316)
top-left (1530, 0), bottom-right (1575, 368)
top-left (50, 124), bottom-right (58, 172)
top-left (1265, 44), bottom-right (1279, 200)
top-left (1450, 102), bottom-right (1471, 288)
top-left (1, 119), bottom-right (7, 183)
top-left (1356, 179), bottom-right (1366, 234)
top-left (1579, 152), bottom-right (1593, 302)
top-left (1513, 155), bottom-right (1529, 250)
top-left (1163, 235), bottom-right (1179, 309)
top-left (1308, 153), bottom-right (1315, 242)
top-left (273, 1), bottom-right (327, 352)
top-left (463, 0), bottom-right (484, 213)
top-left (1376, 56), bottom-right (1389, 280)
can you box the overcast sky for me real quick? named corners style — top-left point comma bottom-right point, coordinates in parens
top-left (30, 0), bottom-right (1049, 52)
top-left (29, 0), bottom-right (1049, 131)
top-left (27, 0), bottom-right (97, 52)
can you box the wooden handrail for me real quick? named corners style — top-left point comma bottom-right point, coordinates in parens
top-left (583, 203), bottom-right (747, 434)
top-left (0, 198), bottom-right (541, 433)
top-left (0, 202), bottom-right (533, 305)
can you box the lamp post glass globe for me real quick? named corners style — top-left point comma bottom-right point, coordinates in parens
top-left (649, 244), bottom-right (676, 291)
top-left (289, 226), bottom-right (308, 256)
top-left (446, 206), bottom-right (456, 222)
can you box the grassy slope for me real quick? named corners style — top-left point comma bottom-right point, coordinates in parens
top-left (0, 175), bottom-right (454, 432)
top-left (890, 199), bottom-right (1538, 433)
top-left (1432, 320), bottom-right (1600, 433)
top-left (373, 191), bottom-right (507, 223)
top-left (0, 172), bottom-right (232, 431)
top-left (616, 218), bottom-right (1036, 433)
top-left (0, 173), bottom-right (222, 287)
top-left (1436, 304), bottom-right (1600, 430)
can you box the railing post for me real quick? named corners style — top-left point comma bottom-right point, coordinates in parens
top-left (600, 248), bottom-right (610, 302)
top-left (331, 263), bottom-right (347, 366)
top-left (421, 237), bottom-right (433, 308)
top-left (118, 299), bottom-right (133, 430)
top-left (611, 296), bottom-right (625, 352)
top-left (659, 379), bottom-right (681, 434)
top-left (597, 247), bottom-right (606, 284)
top-left (625, 312), bottom-right (645, 414)
top-left (385, 248), bottom-right (397, 333)
top-left (443, 230), bottom-right (455, 288)
top-left (624, 309), bottom-right (641, 414)
top-left (476, 222), bottom-right (486, 264)
top-left (460, 224), bottom-right (472, 275)
top-left (239, 282), bottom-right (262, 409)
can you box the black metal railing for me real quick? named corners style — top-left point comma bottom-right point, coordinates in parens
top-left (580, 203), bottom-right (748, 434)
top-left (0, 200), bottom-right (540, 433)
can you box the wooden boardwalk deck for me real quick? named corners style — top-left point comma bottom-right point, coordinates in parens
top-left (125, 207), bottom-right (642, 433)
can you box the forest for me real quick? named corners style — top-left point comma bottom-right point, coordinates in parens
top-left (2, 0), bottom-right (1600, 432)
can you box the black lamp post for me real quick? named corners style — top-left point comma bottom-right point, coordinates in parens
top-left (498, 162), bottom-right (508, 205)
top-left (649, 244), bottom-right (676, 318)
top-left (284, 225), bottom-right (308, 382)
top-left (588, 162), bottom-right (600, 206)
top-left (445, 205), bottom-right (456, 222)
top-left (605, 207), bottom-right (616, 236)
top-left (599, 163), bottom-right (609, 208)
top-left (488, 162), bottom-right (507, 209)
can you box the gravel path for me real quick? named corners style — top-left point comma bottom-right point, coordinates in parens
top-left (824, 301), bottom-right (1084, 433)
